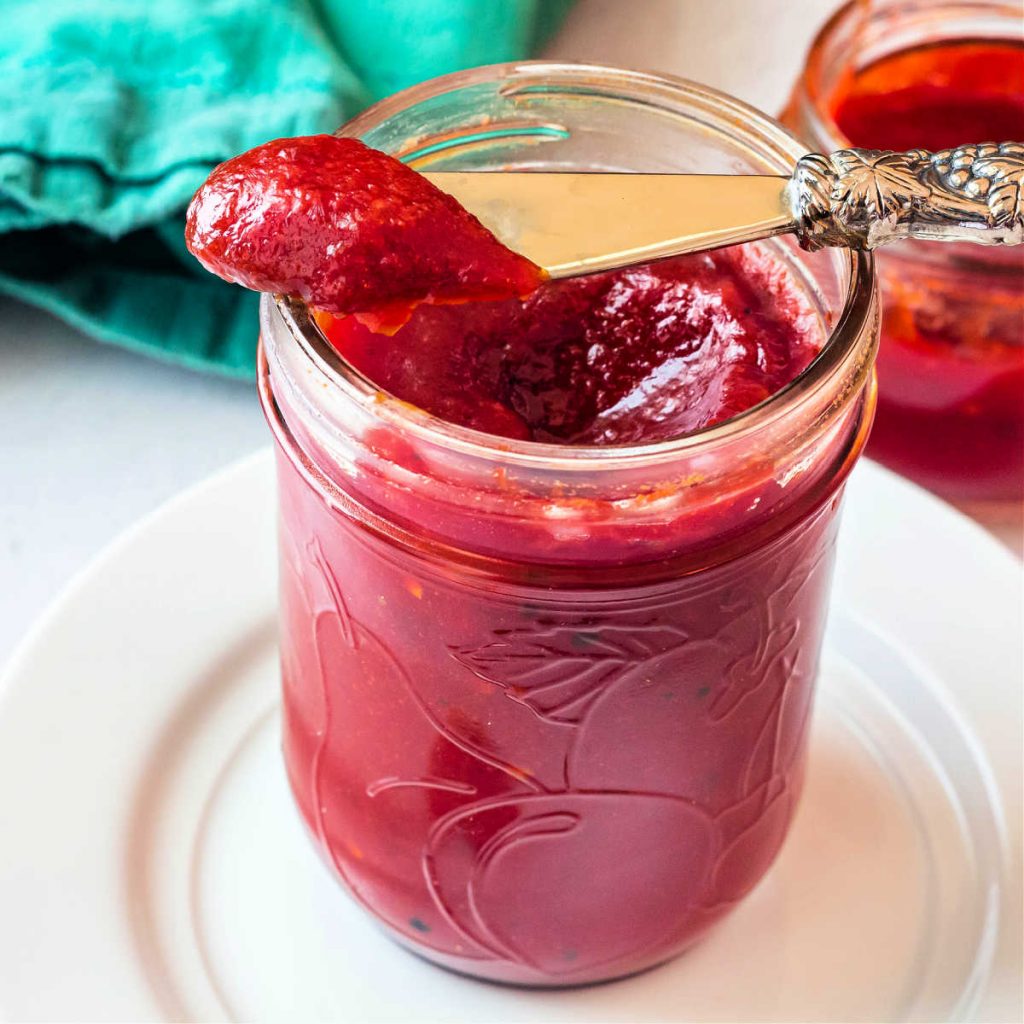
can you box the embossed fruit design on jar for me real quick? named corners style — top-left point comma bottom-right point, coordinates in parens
top-left (257, 65), bottom-right (878, 985)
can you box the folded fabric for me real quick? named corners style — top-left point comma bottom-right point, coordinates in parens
top-left (0, 0), bottom-right (572, 377)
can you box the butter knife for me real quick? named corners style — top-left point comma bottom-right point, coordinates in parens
top-left (423, 142), bottom-right (1024, 278)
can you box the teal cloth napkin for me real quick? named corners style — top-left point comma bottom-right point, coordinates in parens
top-left (0, 0), bottom-right (572, 377)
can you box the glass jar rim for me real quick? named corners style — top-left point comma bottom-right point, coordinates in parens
top-left (269, 60), bottom-right (876, 473)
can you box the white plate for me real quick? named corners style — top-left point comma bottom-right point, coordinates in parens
top-left (0, 452), bottom-right (1019, 1024)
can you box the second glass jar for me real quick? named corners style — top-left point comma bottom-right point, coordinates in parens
top-left (784, 0), bottom-right (1024, 507)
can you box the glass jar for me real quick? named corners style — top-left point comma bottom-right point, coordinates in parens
top-left (783, 0), bottom-right (1024, 508)
top-left (258, 62), bottom-right (878, 987)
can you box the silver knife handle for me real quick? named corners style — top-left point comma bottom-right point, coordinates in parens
top-left (787, 142), bottom-right (1024, 251)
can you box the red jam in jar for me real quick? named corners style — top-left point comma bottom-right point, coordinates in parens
top-left (831, 41), bottom-right (1024, 152)
top-left (257, 66), bottom-right (878, 986)
top-left (787, 16), bottom-right (1024, 503)
top-left (314, 245), bottom-right (820, 444)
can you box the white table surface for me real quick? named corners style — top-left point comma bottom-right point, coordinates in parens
top-left (1, 0), bottom-right (1019, 670)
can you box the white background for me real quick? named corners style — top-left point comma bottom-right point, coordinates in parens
top-left (0, 0), bottom-right (1018, 666)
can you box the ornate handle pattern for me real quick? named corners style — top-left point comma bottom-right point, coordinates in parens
top-left (788, 142), bottom-right (1024, 251)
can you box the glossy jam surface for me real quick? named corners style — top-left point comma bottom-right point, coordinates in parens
top-left (831, 41), bottom-right (1024, 501)
top-left (185, 136), bottom-right (542, 327)
top-left (317, 245), bottom-right (820, 444)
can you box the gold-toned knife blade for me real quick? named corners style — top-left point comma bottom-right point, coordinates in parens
top-left (422, 172), bottom-right (795, 278)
